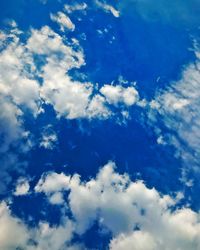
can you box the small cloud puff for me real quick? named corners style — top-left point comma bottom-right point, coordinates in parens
top-left (14, 178), bottom-right (30, 196)
top-left (50, 12), bottom-right (75, 31)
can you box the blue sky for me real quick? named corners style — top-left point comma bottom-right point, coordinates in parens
top-left (0, 0), bottom-right (200, 249)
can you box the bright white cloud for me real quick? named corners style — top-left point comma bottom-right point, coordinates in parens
top-left (0, 25), bottom-right (40, 153)
top-left (100, 84), bottom-right (139, 106)
top-left (35, 162), bottom-right (200, 249)
top-left (0, 23), bottom-right (142, 127)
top-left (50, 12), bottom-right (75, 31)
top-left (0, 201), bottom-right (80, 250)
top-left (110, 231), bottom-right (156, 250)
top-left (0, 202), bottom-right (29, 249)
top-left (35, 172), bottom-right (70, 193)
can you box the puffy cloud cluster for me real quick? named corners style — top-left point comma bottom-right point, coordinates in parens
top-left (0, 21), bottom-right (142, 192)
top-left (35, 162), bottom-right (200, 250)
top-left (1, 162), bottom-right (200, 249)
top-left (0, 22), bottom-right (142, 132)
top-left (148, 47), bottom-right (200, 183)
top-left (0, 201), bottom-right (30, 249)
top-left (0, 23), bottom-right (40, 153)
top-left (0, 201), bottom-right (79, 250)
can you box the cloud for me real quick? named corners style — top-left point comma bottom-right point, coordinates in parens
top-left (0, 25), bottom-right (40, 193)
top-left (50, 12), bottom-right (75, 31)
top-left (148, 46), bottom-right (200, 182)
top-left (0, 21), bottom-right (143, 193)
top-left (35, 162), bottom-right (200, 249)
top-left (96, 1), bottom-right (120, 18)
top-left (35, 172), bottom-right (70, 193)
top-left (0, 201), bottom-right (30, 249)
top-left (110, 231), bottom-right (156, 250)
top-left (14, 177), bottom-right (30, 196)
top-left (64, 2), bottom-right (87, 14)
top-left (0, 201), bottom-right (80, 250)
top-left (40, 125), bottom-right (58, 150)
top-left (100, 84), bottom-right (139, 106)
top-left (0, 25), bottom-right (40, 153)
top-left (1, 23), bottom-right (142, 125)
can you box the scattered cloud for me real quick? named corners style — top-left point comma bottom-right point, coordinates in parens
top-left (40, 125), bottom-right (58, 150)
top-left (0, 201), bottom-right (79, 250)
top-left (50, 12), bottom-right (75, 31)
top-left (35, 162), bottom-right (200, 249)
top-left (0, 21), bottom-right (143, 194)
top-left (64, 2), bottom-right (87, 14)
top-left (148, 46), bottom-right (200, 182)
top-left (0, 202), bottom-right (30, 249)
top-left (14, 177), bottom-right (30, 196)
top-left (96, 1), bottom-right (120, 18)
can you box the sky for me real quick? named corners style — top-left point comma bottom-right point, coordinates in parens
top-left (0, 0), bottom-right (200, 249)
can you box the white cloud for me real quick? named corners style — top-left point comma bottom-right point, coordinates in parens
top-left (0, 202), bottom-right (29, 249)
top-left (0, 20), bottom-right (145, 195)
top-left (86, 94), bottom-right (111, 119)
top-left (0, 201), bottom-right (80, 250)
top-left (1, 161), bottom-right (200, 250)
top-left (110, 231), bottom-right (156, 250)
top-left (100, 84), bottom-right (139, 106)
top-left (148, 46), bottom-right (200, 181)
top-left (64, 2), bottom-right (87, 14)
top-left (31, 219), bottom-right (76, 250)
top-left (50, 12), bottom-right (75, 31)
top-left (40, 125), bottom-right (58, 150)
top-left (0, 23), bottom-right (142, 127)
top-left (35, 162), bottom-right (200, 249)
top-left (14, 177), bottom-right (30, 196)
top-left (96, 1), bottom-right (120, 18)
top-left (35, 172), bottom-right (70, 193)
top-left (0, 25), bottom-right (41, 153)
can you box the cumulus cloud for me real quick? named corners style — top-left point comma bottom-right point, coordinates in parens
top-left (0, 201), bottom-right (79, 250)
top-left (0, 21), bottom-right (143, 192)
top-left (1, 23), bottom-right (142, 125)
top-left (26, 25), bottom-right (134, 120)
top-left (50, 12), bottom-right (75, 31)
top-left (0, 25), bottom-right (40, 152)
top-left (100, 84), bottom-right (139, 106)
top-left (0, 24), bottom-right (40, 192)
top-left (0, 201), bottom-right (30, 249)
top-left (35, 172), bottom-right (70, 193)
top-left (110, 231), bottom-right (156, 250)
top-left (35, 162), bottom-right (200, 249)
